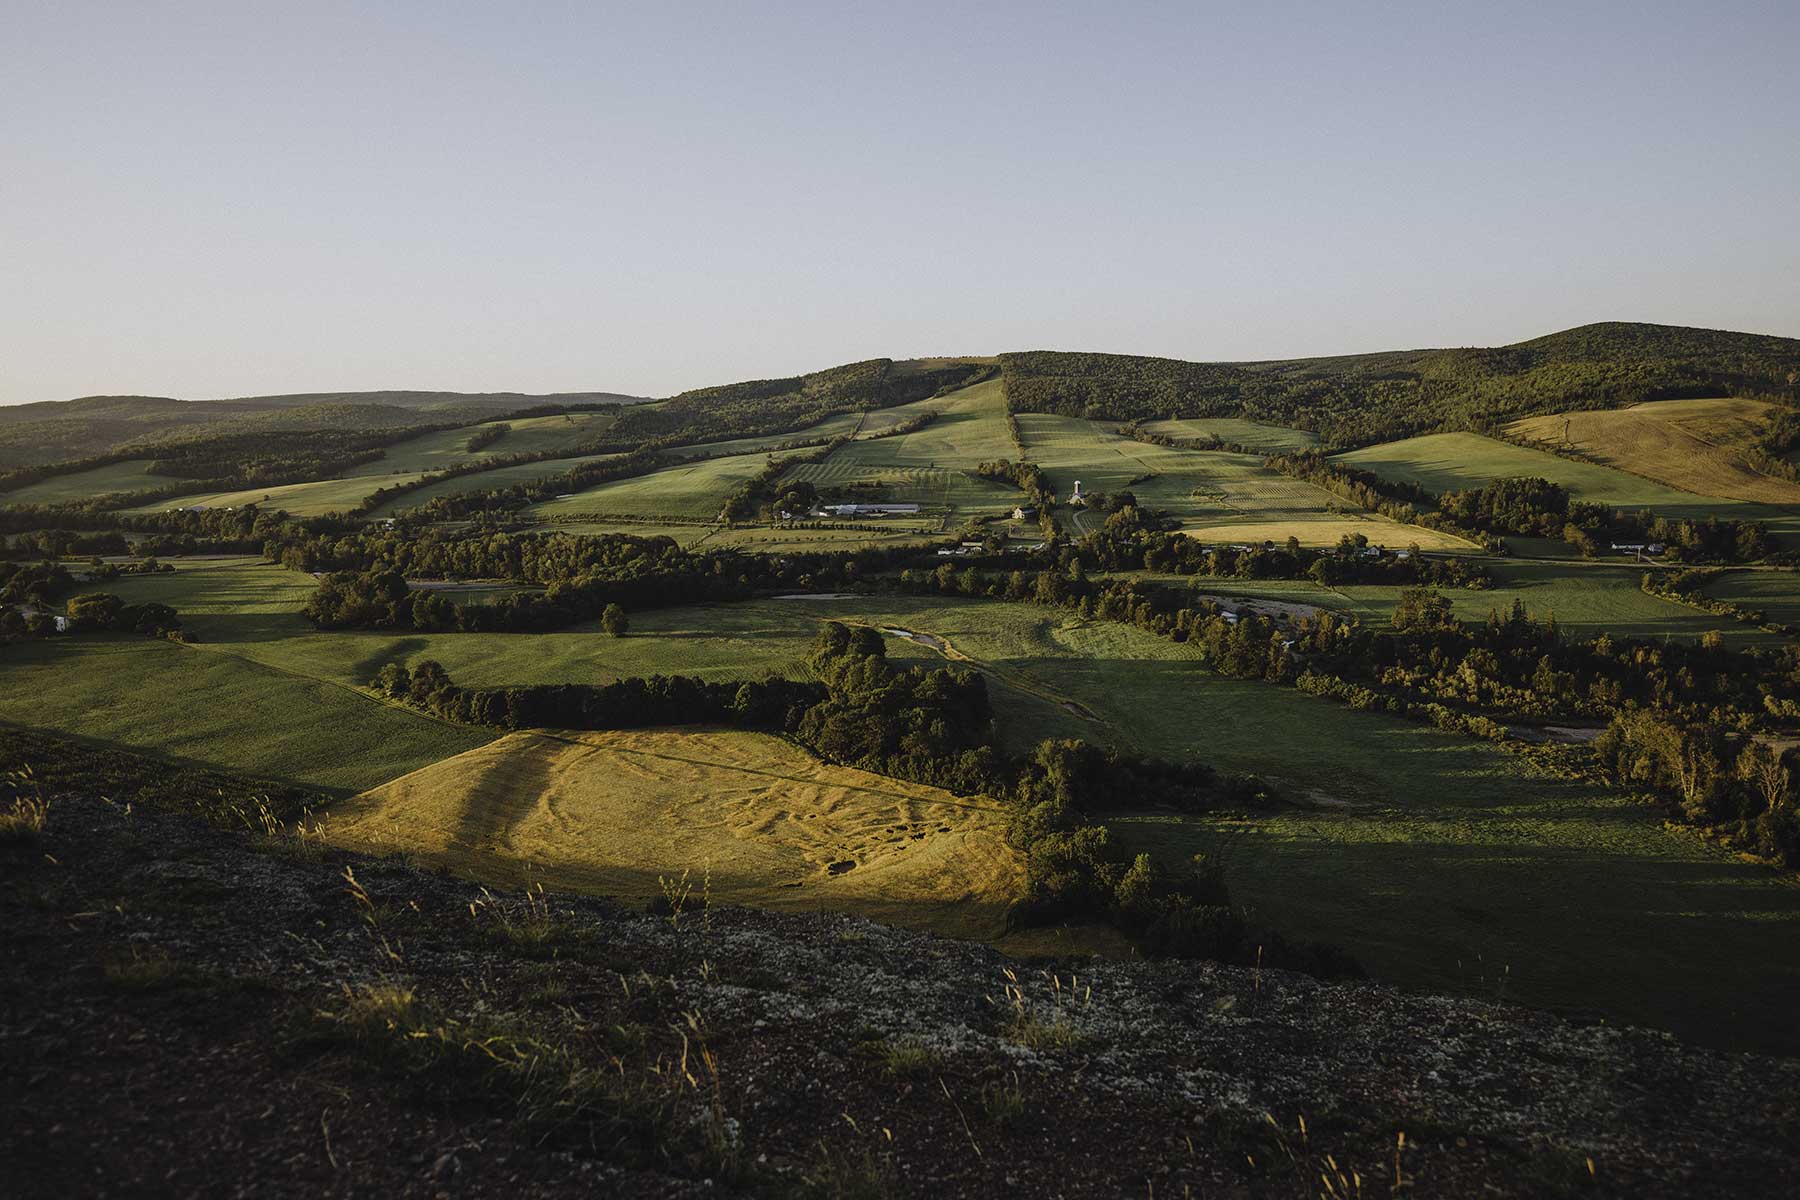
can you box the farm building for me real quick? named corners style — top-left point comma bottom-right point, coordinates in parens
top-left (1012, 505), bottom-right (1038, 521)
top-left (819, 503), bottom-right (921, 517)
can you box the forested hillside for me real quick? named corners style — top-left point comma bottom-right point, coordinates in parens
top-left (0, 389), bottom-right (646, 468)
top-left (1001, 322), bottom-right (1800, 447)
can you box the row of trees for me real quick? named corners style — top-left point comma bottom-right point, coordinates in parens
top-left (370, 624), bottom-right (1359, 975)
top-left (883, 560), bottom-right (1800, 863)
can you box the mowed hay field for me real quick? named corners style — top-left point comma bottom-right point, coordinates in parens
top-left (1017, 415), bottom-right (1474, 550)
top-left (343, 411), bottom-right (616, 478)
top-left (365, 452), bottom-right (621, 514)
top-left (1506, 397), bottom-right (1800, 505)
top-left (1699, 569), bottom-right (1800, 626)
top-left (528, 448), bottom-right (783, 522)
top-left (0, 636), bottom-right (489, 794)
top-left (1136, 417), bottom-right (1321, 453)
top-left (774, 379), bottom-right (1024, 516)
top-left (1332, 431), bottom-right (1725, 508)
top-left (327, 727), bottom-right (1024, 940)
top-left (121, 472), bottom-right (436, 517)
top-left (91, 558), bottom-right (944, 689)
top-left (1, 459), bottom-right (163, 506)
top-left (1153, 558), bottom-right (1775, 646)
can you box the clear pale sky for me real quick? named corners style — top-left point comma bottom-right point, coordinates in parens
top-left (4, 1), bottom-right (1797, 404)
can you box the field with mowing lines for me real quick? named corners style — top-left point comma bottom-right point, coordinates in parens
top-left (343, 411), bottom-right (616, 478)
top-left (1150, 559), bottom-right (1772, 645)
top-left (1333, 431), bottom-right (1716, 507)
top-left (326, 727), bottom-right (1024, 940)
top-left (1506, 398), bottom-right (1800, 505)
top-left (0, 636), bottom-right (490, 794)
top-left (121, 471), bottom-right (436, 517)
top-left (830, 377), bottom-right (1016, 469)
top-left (1019, 415), bottom-right (1473, 549)
top-left (1136, 417), bottom-right (1321, 452)
top-left (89, 559), bottom-right (930, 688)
top-left (761, 379), bottom-right (1022, 515)
top-left (365, 452), bottom-right (621, 513)
top-left (667, 391), bottom-right (982, 461)
top-left (1, 459), bottom-right (163, 506)
top-left (527, 448), bottom-right (783, 522)
top-left (1699, 569), bottom-right (1800, 627)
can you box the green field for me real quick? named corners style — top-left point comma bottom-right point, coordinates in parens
top-left (1135, 417), bottom-right (1321, 452)
top-left (527, 448), bottom-right (784, 522)
top-left (1699, 569), bottom-right (1800, 626)
top-left (90, 559), bottom-right (942, 691)
top-left (342, 411), bottom-right (615, 478)
top-left (365, 452), bottom-right (621, 514)
top-left (1140, 558), bottom-right (1772, 646)
top-left (122, 472), bottom-right (436, 517)
top-left (1017, 416), bottom-right (1475, 550)
top-left (1506, 397), bottom-right (1800, 506)
top-left (0, 636), bottom-right (489, 794)
top-left (1, 459), bottom-right (164, 506)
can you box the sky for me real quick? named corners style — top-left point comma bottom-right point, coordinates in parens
top-left (4, 0), bottom-right (1798, 404)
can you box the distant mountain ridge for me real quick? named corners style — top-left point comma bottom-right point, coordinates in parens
top-left (7, 322), bottom-right (1798, 467)
top-left (0, 389), bottom-right (650, 470)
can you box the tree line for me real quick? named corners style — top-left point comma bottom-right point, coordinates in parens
top-left (371, 623), bottom-right (1361, 976)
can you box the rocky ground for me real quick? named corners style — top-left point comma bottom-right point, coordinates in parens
top-left (3, 790), bottom-right (1798, 1198)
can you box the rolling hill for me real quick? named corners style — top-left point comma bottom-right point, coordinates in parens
top-left (1000, 322), bottom-right (1800, 447)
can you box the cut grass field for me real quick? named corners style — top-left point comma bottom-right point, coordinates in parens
top-left (767, 379), bottom-right (1023, 517)
top-left (364, 452), bottom-right (621, 514)
top-left (1018, 415), bottom-right (1475, 550)
top-left (89, 558), bottom-right (949, 689)
top-left (1, 459), bottom-right (163, 506)
top-left (527, 448), bottom-right (783, 522)
top-left (0, 636), bottom-right (490, 794)
top-left (1505, 397), bottom-right (1800, 505)
top-left (341, 411), bottom-right (615, 478)
top-left (1334, 430), bottom-right (1800, 545)
top-left (1135, 417), bottom-right (1321, 453)
top-left (1698, 568), bottom-right (1800, 626)
top-left (326, 727), bottom-right (1024, 940)
top-left (121, 472), bottom-right (435, 517)
top-left (1142, 558), bottom-right (1774, 646)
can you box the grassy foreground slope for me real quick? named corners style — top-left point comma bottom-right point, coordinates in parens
top-left (1505, 397), bottom-right (1800, 505)
top-left (327, 727), bottom-right (1024, 940)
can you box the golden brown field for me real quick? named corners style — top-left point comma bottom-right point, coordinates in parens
top-left (1505, 397), bottom-right (1800, 504)
top-left (323, 726), bottom-right (1025, 940)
